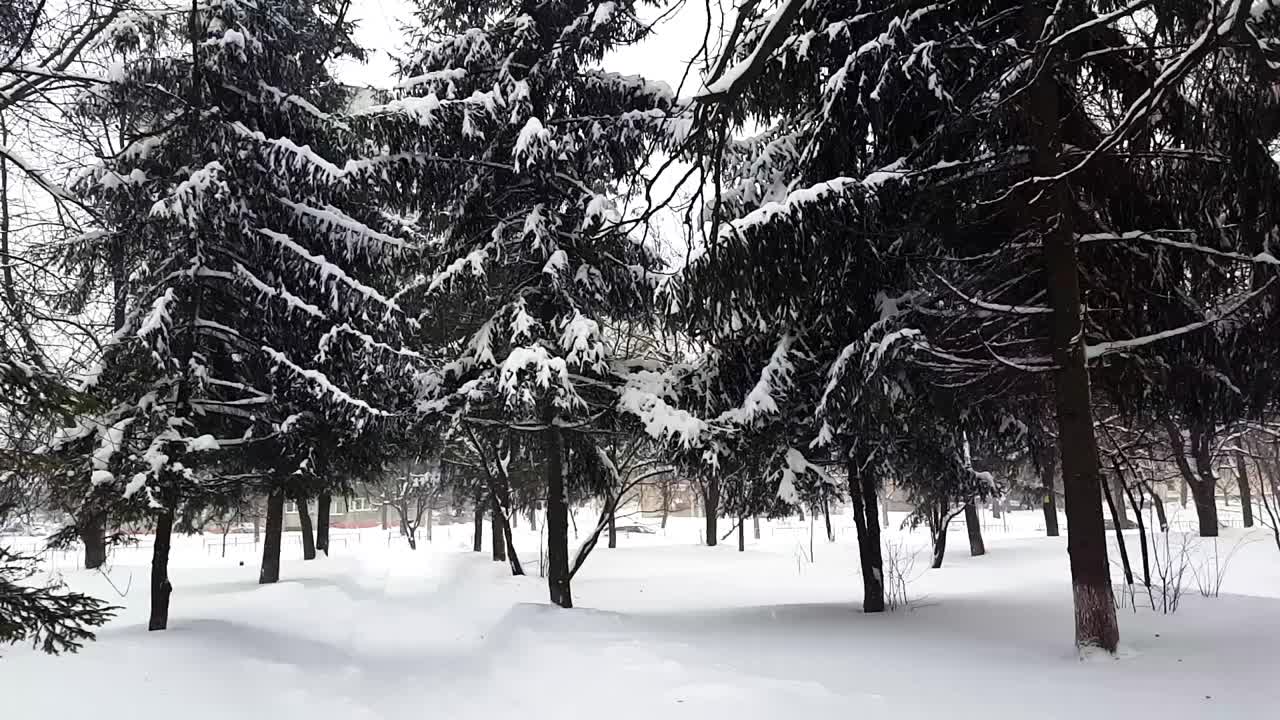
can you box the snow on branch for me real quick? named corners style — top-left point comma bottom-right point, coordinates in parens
top-left (277, 197), bottom-right (412, 250)
top-left (617, 369), bottom-right (707, 447)
top-left (1085, 280), bottom-right (1275, 360)
top-left (261, 346), bottom-right (389, 416)
top-left (257, 228), bottom-right (399, 311)
top-left (1078, 231), bottom-right (1280, 266)
top-left (696, 0), bottom-right (805, 103)
top-left (716, 334), bottom-right (795, 426)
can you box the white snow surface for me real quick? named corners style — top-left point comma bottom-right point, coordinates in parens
top-left (5, 510), bottom-right (1279, 719)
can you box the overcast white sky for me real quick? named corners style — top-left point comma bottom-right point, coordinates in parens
top-left (332, 0), bottom-right (719, 93)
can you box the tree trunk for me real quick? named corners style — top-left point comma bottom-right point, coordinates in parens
top-left (296, 497), bottom-right (316, 560)
top-left (878, 489), bottom-right (890, 528)
top-left (1188, 425), bottom-right (1220, 537)
top-left (930, 521), bottom-right (949, 570)
top-left (1179, 476), bottom-right (1188, 508)
top-left (491, 493), bottom-right (506, 562)
top-left (148, 509), bottom-right (175, 631)
top-left (316, 492), bottom-right (331, 556)
top-left (990, 498), bottom-right (1002, 519)
top-left (607, 502), bottom-right (617, 549)
top-left (253, 504), bottom-right (260, 545)
top-left (753, 515), bottom-right (761, 540)
top-left (1122, 483), bottom-right (1151, 588)
top-left (380, 502), bottom-right (389, 530)
top-left (1102, 473), bottom-right (1134, 587)
top-left (964, 501), bottom-right (986, 556)
top-left (426, 502), bottom-right (433, 542)
top-left (660, 481), bottom-right (670, 529)
top-left (546, 420), bottom-right (571, 608)
top-left (704, 479), bottom-right (719, 547)
top-left (738, 517), bottom-right (745, 551)
top-left (822, 495), bottom-right (834, 542)
top-left (473, 488), bottom-right (484, 552)
top-left (499, 511), bottom-right (525, 576)
top-left (1039, 445), bottom-right (1061, 536)
top-left (1109, 474), bottom-right (1134, 529)
top-left (1024, 0), bottom-right (1118, 652)
top-left (847, 456), bottom-right (886, 612)
top-left (81, 514), bottom-right (107, 570)
top-left (1235, 453), bottom-right (1254, 528)
top-left (260, 491), bottom-right (284, 584)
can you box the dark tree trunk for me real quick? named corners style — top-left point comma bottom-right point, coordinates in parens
top-left (847, 456), bottom-right (885, 612)
top-left (296, 497), bottom-right (316, 560)
top-left (148, 509), bottom-right (174, 631)
top-left (82, 514), bottom-right (107, 570)
top-left (607, 502), bottom-right (617, 549)
top-left (822, 495), bottom-right (834, 542)
top-left (260, 491), bottom-right (284, 584)
top-left (499, 511), bottom-right (524, 576)
top-left (425, 501), bottom-right (433, 542)
top-left (1110, 474), bottom-right (1134, 529)
top-left (990, 499), bottom-right (1002, 519)
top-left (1122, 483), bottom-right (1151, 588)
top-left (930, 521), bottom-right (949, 570)
top-left (1179, 476), bottom-right (1188, 508)
top-left (1102, 473), bottom-right (1134, 587)
top-left (738, 517), bottom-right (745, 551)
top-left (491, 493), bottom-right (506, 562)
top-left (753, 515), bottom-right (761, 540)
top-left (1188, 425), bottom-right (1220, 537)
top-left (1149, 485), bottom-right (1169, 532)
top-left (1235, 454), bottom-right (1254, 528)
top-left (473, 488), bottom-right (484, 552)
top-left (316, 492), bottom-right (331, 556)
top-left (1039, 445), bottom-right (1061, 536)
top-left (1024, 1), bottom-right (1118, 651)
top-left (704, 479), bottom-right (719, 547)
top-left (660, 481), bottom-right (670, 529)
top-left (964, 501), bottom-right (986, 556)
top-left (253, 504), bottom-right (260, 545)
top-left (380, 502), bottom-right (389, 530)
top-left (878, 488), bottom-right (890, 528)
top-left (546, 419), bottom-right (571, 608)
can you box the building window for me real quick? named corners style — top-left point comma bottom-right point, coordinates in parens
top-left (347, 496), bottom-right (372, 512)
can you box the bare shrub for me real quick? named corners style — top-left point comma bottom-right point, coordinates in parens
top-left (882, 538), bottom-right (921, 611)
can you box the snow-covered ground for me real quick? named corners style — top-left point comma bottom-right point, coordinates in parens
top-left (5, 509), bottom-right (1278, 719)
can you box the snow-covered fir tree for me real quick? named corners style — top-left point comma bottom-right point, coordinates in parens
top-left (354, 0), bottom-right (677, 608)
top-left (57, 0), bottom-right (420, 629)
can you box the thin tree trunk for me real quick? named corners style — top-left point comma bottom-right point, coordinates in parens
top-left (1122, 483), bottom-right (1151, 588)
top-left (660, 481), bottom-right (670, 528)
top-left (822, 495), bottom-right (834, 542)
top-left (704, 478), bottom-right (719, 547)
top-left (1023, 0), bottom-right (1118, 652)
top-left (1040, 445), bottom-right (1061, 536)
top-left (316, 492), bottom-right (331, 555)
top-left (82, 515), bottom-right (107, 570)
top-left (847, 456), bottom-right (886, 612)
top-left (1102, 473), bottom-right (1134, 587)
top-left (753, 515), bottom-right (761, 540)
top-left (380, 502), bottom-right (388, 530)
top-left (1179, 476), bottom-right (1188, 508)
top-left (491, 493), bottom-right (506, 562)
top-left (738, 517), bottom-right (745, 551)
top-left (253, 503), bottom-right (260, 545)
top-left (296, 497), bottom-right (316, 560)
top-left (990, 498), bottom-right (1002, 519)
top-left (930, 518), bottom-right (949, 570)
top-left (607, 501), bottom-right (617, 549)
top-left (546, 419), bottom-right (571, 608)
top-left (964, 501), bottom-right (986, 556)
top-left (1188, 425), bottom-right (1220, 537)
top-left (426, 501), bottom-right (433, 542)
top-left (878, 488), bottom-right (890, 528)
top-left (260, 492), bottom-right (284, 584)
top-left (499, 511), bottom-right (524, 576)
top-left (148, 509), bottom-right (175, 631)
top-left (473, 488), bottom-right (484, 552)
top-left (1235, 453), bottom-right (1254, 528)
top-left (1110, 474), bottom-right (1134, 529)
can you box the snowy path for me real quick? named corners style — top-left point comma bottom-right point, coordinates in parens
top-left (4, 516), bottom-right (1278, 719)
